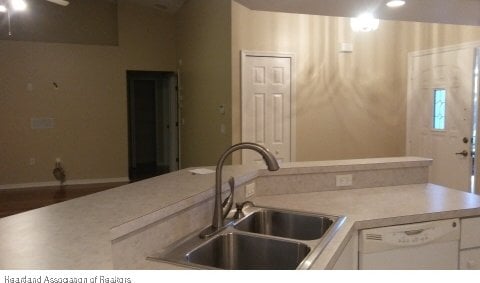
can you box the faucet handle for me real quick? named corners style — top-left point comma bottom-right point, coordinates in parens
top-left (233, 201), bottom-right (254, 219)
top-left (236, 201), bottom-right (254, 210)
top-left (221, 177), bottom-right (235, 207)
top-left (221, 177), bottom-right (235, 219)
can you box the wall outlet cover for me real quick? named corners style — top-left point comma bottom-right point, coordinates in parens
top-left (31, 118), bottom-right (55, 129)
top-left (339, 42), bottom-right (354, 53)
top-left (336, 174), bottom-right (353, 187)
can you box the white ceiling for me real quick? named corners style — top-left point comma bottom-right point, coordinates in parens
top-left (235, 0), bottom-right (480, 26)
top-left (123, 0), bottom-right (480, 26)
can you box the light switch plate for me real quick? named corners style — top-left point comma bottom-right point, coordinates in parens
top-left (339, 42), bottom-right (354, 53)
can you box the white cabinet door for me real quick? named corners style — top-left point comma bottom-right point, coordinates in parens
top-left (460, 217), bottom-right (480, 249)
top-left (460, 249), bottom-right (480, 270)
top-left (333, 233), bottom-right (358, 270)
top-left (460, 217), bottom-right (480, 269)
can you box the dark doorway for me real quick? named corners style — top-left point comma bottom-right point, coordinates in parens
top-left (127, 71), bottom-right (178, 182)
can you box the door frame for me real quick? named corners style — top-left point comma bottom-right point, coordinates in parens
top-left (126, 71), bottom-right (179, 180)
top-left (240, 50), bottom-right (297, 163)
top-left (474, 47), bottom-right (480, 195)
top-left (406, 41), bottom-right (480, 193)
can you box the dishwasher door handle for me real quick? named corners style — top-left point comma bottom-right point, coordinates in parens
top-left (404, 229), bottom-right (425, 236)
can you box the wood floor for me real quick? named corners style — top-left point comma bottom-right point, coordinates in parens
top-left (0, 182), bottom-right (127, 218)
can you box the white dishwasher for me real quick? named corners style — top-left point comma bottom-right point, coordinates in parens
top-left (359, 218), bottom-right (460, 269)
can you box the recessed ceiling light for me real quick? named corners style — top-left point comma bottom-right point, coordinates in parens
top-left (386, 0), bottom-right (406, 8)
top-left (0, 5), bottom-right (7, 13)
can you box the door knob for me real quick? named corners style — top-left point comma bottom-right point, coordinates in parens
top-left (455, 150), bottom-right (469, 157)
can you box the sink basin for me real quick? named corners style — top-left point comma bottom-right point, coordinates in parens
top-left (234, 208), bottom-right (334, 240)
top-left (148, 205), bottom-right (345, 270)
top-left (186, 233), bottom-right (310, 270)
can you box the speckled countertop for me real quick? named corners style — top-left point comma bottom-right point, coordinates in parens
top-left (250, 184), bottom-right (480, 268)
top-left (1, 157), bottom-right (479, 270)
top-left (0, 165), bottom-right (259, 269)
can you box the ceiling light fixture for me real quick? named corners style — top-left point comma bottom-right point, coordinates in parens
top-left (386, 0), bottom-right (406, 8)
top-left (11, 0), bottom-right (27, 11)
top-left (350, 13), bottom-right (380, 32)
top-left (2, 0), bottom-right (69, 37)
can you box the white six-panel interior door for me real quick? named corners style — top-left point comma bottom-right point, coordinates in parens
top-left (241, 52), bottom-right (295, 165)
top-left (407, 43), bottom-right (478, 192)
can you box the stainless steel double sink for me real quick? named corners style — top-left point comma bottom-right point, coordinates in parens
top-left (147, 205), bottom-right (345, 270)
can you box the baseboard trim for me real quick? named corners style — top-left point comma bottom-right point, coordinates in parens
top-left (0, 177), bottom-right (130, 190)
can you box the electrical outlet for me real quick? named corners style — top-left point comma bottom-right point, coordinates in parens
top-left (336, 174), bottom-right (353, 187)
top-left (245, 182), bottom-right (256, 198)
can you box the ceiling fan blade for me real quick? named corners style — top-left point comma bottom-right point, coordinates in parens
top-left (46, 0), bottom-right (70, 6)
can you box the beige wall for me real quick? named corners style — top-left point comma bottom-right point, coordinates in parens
top-left (231, 2), bottom-right (480, 163)
top-left (0, 1), bottom-right (176, 185)
top-left (3, 0), bottom-right (480, 185)
top-left (176, 0), bottom-right (232, 168)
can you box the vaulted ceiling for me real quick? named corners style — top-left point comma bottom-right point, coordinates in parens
top-left (235, 0), bottom-right (480, 26)
top-left (125, 0), bottom-right (480, 26)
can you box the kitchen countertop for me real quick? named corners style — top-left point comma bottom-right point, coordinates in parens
top-left (250, 183), bottom-right (480, 268)
top-left (0, 165), bottom-right (260, 269)
top-left (1, 157), bottom-right (479, 269)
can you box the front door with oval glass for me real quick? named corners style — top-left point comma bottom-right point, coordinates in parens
top-left (407, 45), bottom-right (478, 193)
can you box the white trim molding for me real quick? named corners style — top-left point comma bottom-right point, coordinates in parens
top-left (409, 40), bottom-right (480, 57)
top-left (0, 177), bottom-right (130, 190)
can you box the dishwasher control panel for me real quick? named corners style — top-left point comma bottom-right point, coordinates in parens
top-left (360, 218), bottom-right (460, 254)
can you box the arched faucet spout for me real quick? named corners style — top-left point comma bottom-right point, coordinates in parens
top-left (199, 143), bottom-right (279, 238)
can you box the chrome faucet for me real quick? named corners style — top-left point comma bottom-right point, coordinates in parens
top-left (199, 142), bottom-right (280, 238)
